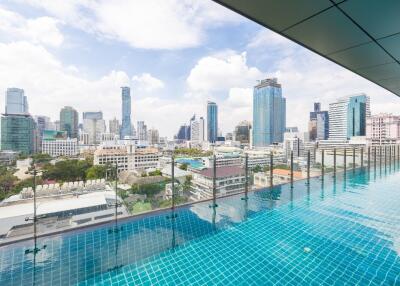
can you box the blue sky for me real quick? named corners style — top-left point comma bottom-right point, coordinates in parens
top-left (0, 0), bottom-right (398, 138)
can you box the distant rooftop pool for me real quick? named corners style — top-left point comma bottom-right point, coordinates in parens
top-left (0, 165), bottom-right (399, 285)
top-left (175, 157), bottom-right (204, 169)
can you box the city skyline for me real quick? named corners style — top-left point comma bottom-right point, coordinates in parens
top-left (0, 1), bottom-right (399, 139)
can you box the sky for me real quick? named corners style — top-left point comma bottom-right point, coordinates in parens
top-left (0, 0), bottom-right (399, 138)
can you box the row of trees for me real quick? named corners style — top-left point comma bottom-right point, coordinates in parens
top-left (41, 159), bottom-right (108, 182)
top-left (173, 148), bottom-right (213, 157)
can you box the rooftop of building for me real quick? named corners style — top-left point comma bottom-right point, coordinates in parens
top-left (194, 165), bottom-right (245, 178)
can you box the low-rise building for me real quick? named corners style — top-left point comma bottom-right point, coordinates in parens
top-left (366, 113), bottom-right (400, 145)
top-left (254, 169), bottom-right (304, 187)
top-left (94, 143), bottom-right (160, 172)
top-left (190, 166), bottom-right (245, 200)
top-left (41, 130), bottom-right (78, 157)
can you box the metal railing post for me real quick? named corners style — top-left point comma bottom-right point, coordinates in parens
top-left (290, 150), bottom-right (294, 187)
top-left (333, 148), bottom-right (336, 177)
top-left (211, 155), bottom-right (217, 207)
top-left (385, 145), bottom-right (387, 167)
top-left (307, 150), bottom-right (310, 184)
top-left (352, 147), bottom-right (356, 171)
top-left (360, 148), bottom-right (364, 168)
top-left (344, 148), bottom-right (347, 174)
top-left (171, 155), bottom-right (175, 211)
top-left (242, 154), bottom-right (249, 201)
top-left (269, 152), bottom-right (273, 187)
top-left (379, 146), bottom-right (382, 169)
top-left (321, 149), bottom-right (325, 178)
top-left (367, 146), bottom-right (370, 170)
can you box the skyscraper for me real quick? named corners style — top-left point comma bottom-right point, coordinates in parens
top-left (120, 87), bottom-right (132, 139)
top-left (5, 88), bottom-right (28, 115)
top-left (2, 90), bottom-right (36, 154)
top-left (148, 128), bottom-right (159, 145)
top-left (83, 111), bottom-right (106, 144)
top-left (176, 124), bottom-right (190, 140)
top-left (137, 121), bottom-right (147, 141)
top-left (252, 78), bottom-right (286, 147)
top-left (60, 106), bottom-right (79, 138)
top-left (234, 121), bottom-right (251, 144)
top-left (109, 117), bottom-right (120, 135)
top-left (329, 94), bottom-right (369, 140)
top-left (309, 102), bottom-right (329, 140)
top-left (207, 101), bottom-right (218, 143)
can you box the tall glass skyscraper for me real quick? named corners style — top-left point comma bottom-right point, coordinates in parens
top-left (329, 94), bottom-right (369, 140)
top-left (1, 114), bottom-right (37, 154)
top-left (309, 102), bottom-right (329, 140)
top-left (60, 106), bottom-right (79, 138)
top-left (207, 101), bottom-right (218, 143)
top-left (252, 78), bottom-right (286, 147)
top-left (120, 87), bottom-right (132, 139)
top-left (5, 88), bottom-right (28, 115)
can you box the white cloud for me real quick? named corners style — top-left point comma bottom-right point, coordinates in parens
top-left (17, 0), bottom-right (241, 49)
top-left (0, 41), bottom-right (129, 123)
top-left (0, 6), bottom-right (63, 47)
top-left (132, 73), bottom-right (164, 92)
top-left (187, 51), bottom-right (263, 91)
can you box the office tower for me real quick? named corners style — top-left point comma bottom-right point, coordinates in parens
top-left (5, 88), bottom-right (28, 115)
top-left (366, 113), bottom-right (400, 145)
top-left (234, 121), bottom-right (252, 144)
top-left (285, 126), bottom-right (299, 133)
top-left (34, 115), bottom-right (51, 152)
top-left (83, 111), bottom-right (106, 144)
top-left (137, 121), bottom-right (148, 141)
top-left (120, 87), bottom-right (132, 139)
top-left (190, 115), bottom-right (205, 144)
top-left (329, 94), bottom-right (369, 141)
top-left (148, 128), bottom-right (159, 145)
top-left (207, 101), bottom-right (218, 143)
top-left (176, 124), bottom-right (190, 140)
top-left (54, 120), bottom-right (61, 131)
top-left (60, 106), bottom-right (78, 138)
top-left (309, 102), bottom-right (329, 141)
top-left (109, 118), bottom-right (120, 135)
top-left (1, 114), bottom-right (37, 154)
top-left (83, 111), bottom-right (103, 120)
top-left (252, 78), bottom-right (286, 147)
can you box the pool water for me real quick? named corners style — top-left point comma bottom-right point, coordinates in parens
top-left (0, 165), bottom-right (399, 285)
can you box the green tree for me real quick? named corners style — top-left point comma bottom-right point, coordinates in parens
top-left (32, 153), bottom-right (52, 164)
top-left (182, 175), bottom-right (192, 193)
top-left (252, 165), bottom-right (262, 173)
top-left (148, 170), bottom-right (162, 176)
top-left (179, 163), bottom-right (189, 171)
top-left (86, 165), bottom-right (107, 179)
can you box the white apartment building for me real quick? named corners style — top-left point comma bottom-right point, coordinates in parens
top-left (366, 113), bottom-right (400, 145)
top-left (203, 153), bottom-right (242, 168)
top-left (94, 143), bottom-right (160, 172)
top-left (190, 116), bottom-right (205, 144)
top-left (190, 166), bottom-right (245, 200)
top-left (244, 148), bottom-right (286, 168)
top-left (42, 138), bottom-right (78, 157)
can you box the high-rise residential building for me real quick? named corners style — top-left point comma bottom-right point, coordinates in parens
top-left (1, 114), bottom-right (37, 154)
top-left (207, 101), bottom-right (218, 143)
top-left (137, 121), bottom-right (148, 141)
top-left (5, 88), bottom-right (28, 115)
top-left (60, 106), bottom-right (78, 138)
top-left (148, 128), bottom-right (160, 145)
top-left (83, 111), bottom-right (106, 145)
top-left (328, 94), bottom-right (369, 141)
top-left (176, 124), bottom-right (190, 140)
top-left (234, 121), bottom-right (252, 144)
top-left (252, 78), bottom-right (286, 147)
top-left (190, 115), bottom-right (205, 144)
top-left (109, 118), bottom-right (120, 135)
top-left (120, 87), bottom-right (132, 139)
top-left (366, 113), bottom-right (400, 145)
top-left (308, 102), bottom-right (329, 141)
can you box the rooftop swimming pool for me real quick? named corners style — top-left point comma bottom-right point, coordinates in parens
top-left (0, 164), bottom-right (399, 285)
